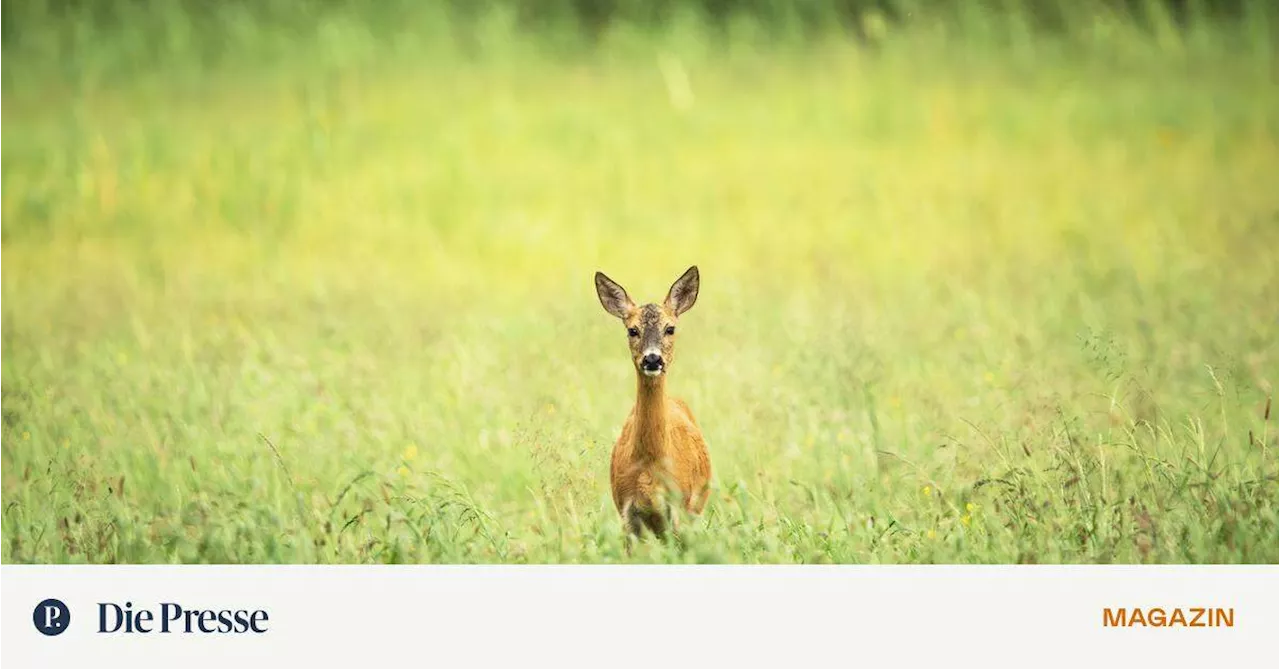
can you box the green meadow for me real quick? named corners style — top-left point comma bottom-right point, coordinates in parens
top-left (2, 3), bottom-right (1277, 563)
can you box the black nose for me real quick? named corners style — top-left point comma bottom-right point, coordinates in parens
top-left (642, 353), bottom-right (663, 370)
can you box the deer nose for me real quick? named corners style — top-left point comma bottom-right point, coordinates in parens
top-left (641, 353), bottom-right (663, 370)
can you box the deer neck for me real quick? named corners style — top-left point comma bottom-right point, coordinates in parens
top-left (633, 373), bottom-right (669, 461)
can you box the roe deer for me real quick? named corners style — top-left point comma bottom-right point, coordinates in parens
top-left (594, 266), bottom-right (711, 542)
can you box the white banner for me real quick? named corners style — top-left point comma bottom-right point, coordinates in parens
top-left (3, 566), bottom-right (1276, 668)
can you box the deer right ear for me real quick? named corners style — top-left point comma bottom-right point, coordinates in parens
top-left (665, 265), bottom-right (699, 316)
top-left (595, 271), bottom-right (635, 319)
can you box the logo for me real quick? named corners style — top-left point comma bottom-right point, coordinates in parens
top-left (98, 602), bottom-right (269, 634)
top-left (33, 598), bottom-right (71, 636)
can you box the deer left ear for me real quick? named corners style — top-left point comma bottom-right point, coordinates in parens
top-left (665, 265), bottom-right (700, 316)
top-left (595, 271), bottom-right (636, 319)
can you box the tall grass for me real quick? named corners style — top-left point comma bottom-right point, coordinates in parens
top-left (1, 2), bottom-right (1276, 563)
top-left (3, 0), bottom-right (1275, 88)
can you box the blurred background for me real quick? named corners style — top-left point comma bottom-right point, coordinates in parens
top-left (2, 0), bottom-right (1277, 564)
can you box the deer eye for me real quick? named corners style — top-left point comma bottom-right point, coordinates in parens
top-left (627, 327), bottom-right (639, 338)
top-left (664, 326), bottom-right (676, 336)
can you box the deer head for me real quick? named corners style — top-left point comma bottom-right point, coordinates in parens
top-left (595, 266), bottom-right (700, 378)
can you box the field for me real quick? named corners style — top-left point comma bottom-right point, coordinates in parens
top-left (2, 4), bottom-right (1277, 563)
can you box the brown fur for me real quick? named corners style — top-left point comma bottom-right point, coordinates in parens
top-left (595, 266), bottom-right (711, 540)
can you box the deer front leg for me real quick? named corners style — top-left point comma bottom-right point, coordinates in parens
top-left (621, 499), bottom-right (642, 556)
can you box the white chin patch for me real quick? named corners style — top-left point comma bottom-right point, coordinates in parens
top-left (642, 368), bottom-right (664, 377)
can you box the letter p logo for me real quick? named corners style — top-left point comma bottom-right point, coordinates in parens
top-left (33, 599), bottom-right (70, 636)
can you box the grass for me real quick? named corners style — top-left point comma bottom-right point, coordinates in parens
top-left (2, 13), bottom-right (1277, 564)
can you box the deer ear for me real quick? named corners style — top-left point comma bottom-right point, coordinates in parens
top-left (595, 271), bottom-right (635, 319)
top-left (665, 265), bottom-right (700, 316)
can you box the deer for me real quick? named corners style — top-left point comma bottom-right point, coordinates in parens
top-left (594, 266), bottom-right (711, 545)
